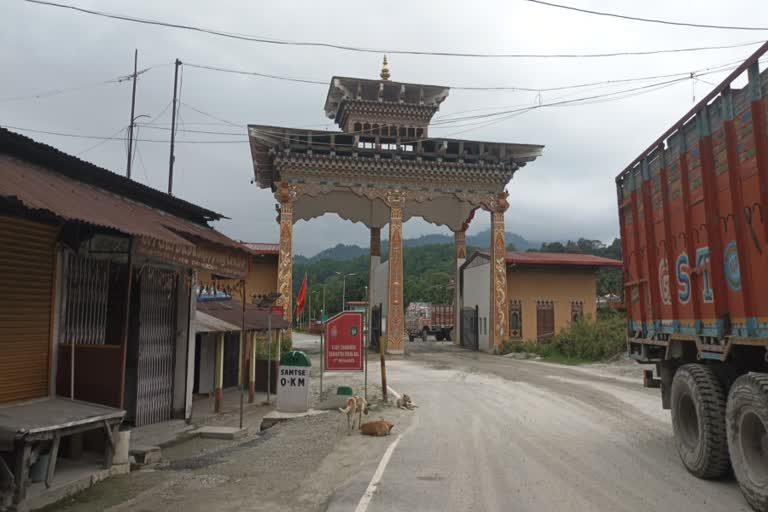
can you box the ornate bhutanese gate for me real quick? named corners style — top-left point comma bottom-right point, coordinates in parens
top-left (248, 59), bottom-right (543, 353)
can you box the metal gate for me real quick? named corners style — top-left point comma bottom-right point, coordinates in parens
top-left (460, 306), bottom-right (479, 350)
top-left (135, 267), bottom-right (178, 426)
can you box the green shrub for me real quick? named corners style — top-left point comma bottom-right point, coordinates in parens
top-left (539, 313), bottom-right (626, 361)
top-left (494, 340), bottom-right (527, 355)
top-left (253, 330), bottom-right (293, 360)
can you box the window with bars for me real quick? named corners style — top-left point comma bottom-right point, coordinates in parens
top-left (61, 252), bottom-right (110, 345)
top-left (509, 299), bottom-right (522, 339)
top-left (571, 300), bottom-right (584, 323)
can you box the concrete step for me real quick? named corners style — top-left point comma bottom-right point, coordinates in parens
top-left (129, 445), bottom-right (162, 468)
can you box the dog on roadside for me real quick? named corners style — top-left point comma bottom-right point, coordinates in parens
top-left (360, 419), bottom-right (394, 437)
top-left (339, 396), bottom-right (368, 434)
top-left (396, 393), bottom-right (417, 411)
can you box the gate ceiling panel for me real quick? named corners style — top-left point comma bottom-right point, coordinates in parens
top-left (293, 191), bottom-right (477, 230)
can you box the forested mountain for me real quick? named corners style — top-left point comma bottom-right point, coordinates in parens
top-left (292, 236), bottom-right (622, 319)
top-left (296, 229), bottom-right (537, 263)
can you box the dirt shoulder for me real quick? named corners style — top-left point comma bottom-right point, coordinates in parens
top-left (42, 403), bottom-right (412, 512)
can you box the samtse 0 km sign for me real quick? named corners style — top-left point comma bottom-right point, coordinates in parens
top-left (324, 311), bottom-right (363, 371)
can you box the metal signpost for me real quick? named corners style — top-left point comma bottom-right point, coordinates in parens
top-left (322, 311), bottom-right (365, 400)
top-left (324, 311), bottom-right (364, 371)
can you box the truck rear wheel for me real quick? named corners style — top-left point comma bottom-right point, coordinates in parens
top-left (671, 364), bottom-right (730, 479)
top-left (727, 373), bottom-right (768, 511)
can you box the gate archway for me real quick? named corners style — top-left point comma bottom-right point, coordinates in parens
top-left (248, 60), bottom-right (543, 353)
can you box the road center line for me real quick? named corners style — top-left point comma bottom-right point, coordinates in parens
top-left (353, 434), bottom-right (403, 512)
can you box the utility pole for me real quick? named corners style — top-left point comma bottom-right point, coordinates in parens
top-left (168, 58), bottom-right (181, 195)
top-left (126, 49), bottom-right (138, 179)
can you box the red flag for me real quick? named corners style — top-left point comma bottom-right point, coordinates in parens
top-left (295, 273), bottom-right (308, 321)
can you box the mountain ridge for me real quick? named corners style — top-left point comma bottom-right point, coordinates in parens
top-left (296, 229), bottom-right (541, 263)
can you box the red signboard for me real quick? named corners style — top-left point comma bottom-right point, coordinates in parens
top-left (324, 311), bottom-right (363, 372)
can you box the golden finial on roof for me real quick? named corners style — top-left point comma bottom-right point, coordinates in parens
top-left (380, 55), bottom-right (390, 81)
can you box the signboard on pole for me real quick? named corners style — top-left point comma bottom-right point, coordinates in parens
top-left (324, 311), bottom-right (363, 371)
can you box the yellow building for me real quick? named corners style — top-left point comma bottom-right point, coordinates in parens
top-left (460, 251), bottom-right (622, 350)
top-left (194, 242), bottom-right (281, 412)
top-left (198, 242), bottom-right (278, 299)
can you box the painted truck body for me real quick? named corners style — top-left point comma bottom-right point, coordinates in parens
top-left (405, 302), bottom-right (453, 341)
top-left (616, 42), bottom-right (768, 511)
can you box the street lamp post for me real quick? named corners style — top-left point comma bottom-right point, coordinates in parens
top-left (335, 272), bottom-right (356, 311)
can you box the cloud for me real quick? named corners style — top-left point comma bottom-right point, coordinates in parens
top-left (2, 0), bottom-right (764, 256)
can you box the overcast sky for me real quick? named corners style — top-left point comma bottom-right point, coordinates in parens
top-left (2, 1), bottom-right (766, 255)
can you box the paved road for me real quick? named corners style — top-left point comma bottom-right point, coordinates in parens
top-left (291, 330), bottom-right (322, 354)
top-left (330, 346), bottom-right (749, 512)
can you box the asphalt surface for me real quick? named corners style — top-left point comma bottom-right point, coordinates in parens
top-left (328, 344), bottom-right (750, 512)
top-left (40, 339), bottom-right (751, 511)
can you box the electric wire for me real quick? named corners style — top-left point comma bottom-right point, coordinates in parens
top-left (525, 0), bottom-right (768, 31)
top-left (0, 66), bottom-right (154, 102)
top-left (23, 0), bottom-right (766, 58)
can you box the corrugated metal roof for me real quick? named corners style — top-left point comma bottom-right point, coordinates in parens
top-left (242, 242), bottom-right (279, 255)
top-left (196, 299), bottom-right (289, 331)
top-left (506, 251), bottom-right (622, 267)
top-left (194, 311), bottom-right (241, 333)
top-left (0, 154), bottom-right (244, 252)
top-left (0, 127), bottom-right (223, 224)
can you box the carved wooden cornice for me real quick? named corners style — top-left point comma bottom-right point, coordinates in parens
top-left (280, 180), bottom-right (502, 211)
top-left (274, 153), bottom-right (516, 188)
top-left (339, 99), bottom-right (438, 129)
top-left (135, 236), bottom-right (248, 279)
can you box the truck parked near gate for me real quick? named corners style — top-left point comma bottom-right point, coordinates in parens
top-left (405, 302), bottom-right (453, 341)
top-left (616, 42), bottom-right (768, 511)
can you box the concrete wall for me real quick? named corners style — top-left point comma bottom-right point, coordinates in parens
top-left (372, 260), bottom-right (389, 333)
top-left (462, 260), bottom-right (491, 351)
top-left (507, 267), bottom-right (597, 344)
top-left (184, 285), bottom-right (197, 419)
top-left (173, 272), bottom-right (192, 418)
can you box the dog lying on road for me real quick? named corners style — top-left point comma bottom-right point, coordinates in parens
top-left (360, 420), bottom-right (394, 436)
top-left (396, 394), bottom-right (417, 410)
top-left (339, 396), bottom-right (368, 434)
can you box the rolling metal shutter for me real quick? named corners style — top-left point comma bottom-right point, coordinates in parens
top-left (0, 215), bottom-right (57, 404)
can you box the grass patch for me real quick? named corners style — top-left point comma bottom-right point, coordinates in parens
top-left (531, 350), bottom-right (592, 365)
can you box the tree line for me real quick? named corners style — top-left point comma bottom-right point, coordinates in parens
top-left (292, 237), bottom-right (623, 319)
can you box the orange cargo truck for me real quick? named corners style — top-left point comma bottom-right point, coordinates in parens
top-left (616, 42), bottom-right (768, 511)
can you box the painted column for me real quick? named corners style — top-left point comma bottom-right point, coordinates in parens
top-left (215, 333), bottom-right (224, 413)
top-left (489, 193), bottom-right (509, 350)
top-left (248, 332), bottom-right (256, 403)
top-left (276, 183), bottom-right (294, 323)
top-left (369, 227), bottom-right (381, 347)
top-left (385, 191), bottom-right (407, 354)
top-left (454, 229), bottom-right (467, 345)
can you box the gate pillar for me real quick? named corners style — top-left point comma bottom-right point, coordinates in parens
top-left (276, 183), bottom-right (294, 323)
top-left (488, 194), bottom-right (509, 350)
top-left (385, 191), bottom-right (406, 354)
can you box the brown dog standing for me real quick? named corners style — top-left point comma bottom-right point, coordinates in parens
top-left (339, 396), bottom-right (368, 434)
